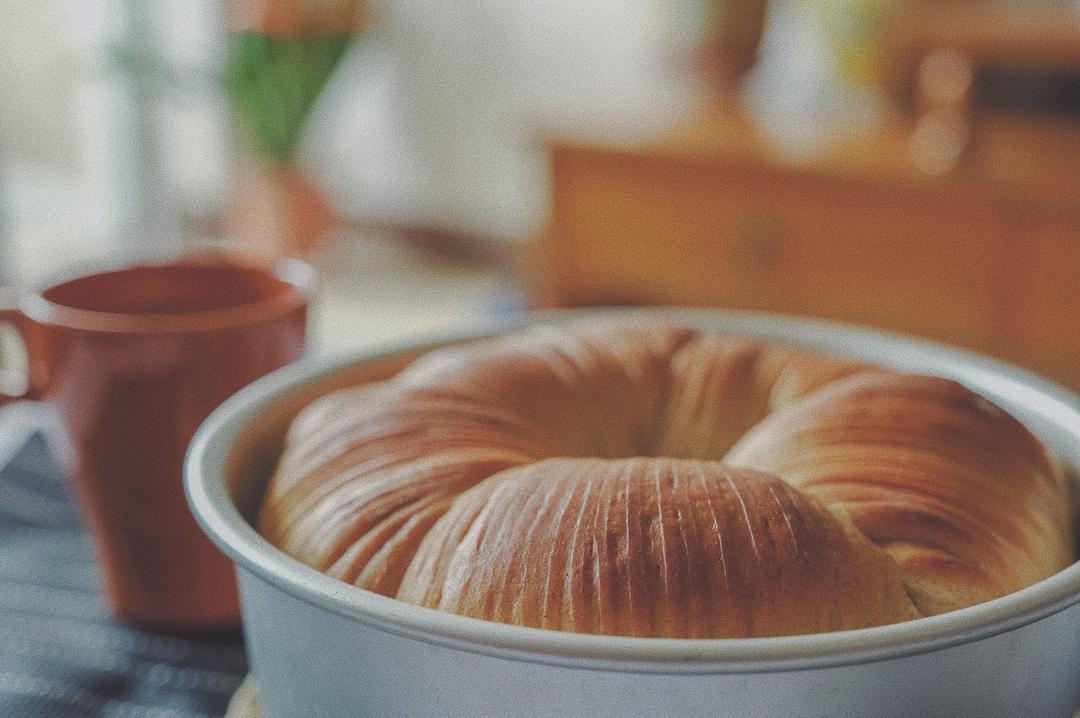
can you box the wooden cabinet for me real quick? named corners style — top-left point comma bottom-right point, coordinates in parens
top-left (529, 109), bottom-right (1080, 390)
top-left (998, 210), bottom-right (1080, 385)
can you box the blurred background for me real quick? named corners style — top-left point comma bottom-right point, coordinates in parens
top-left (2, 2), bottom-right (1080, 714)
top-left (2, 0), bottom-right (1080, 385)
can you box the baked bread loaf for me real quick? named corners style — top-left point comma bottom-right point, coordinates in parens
top-left (259, 321), bottom-right (1076, 638)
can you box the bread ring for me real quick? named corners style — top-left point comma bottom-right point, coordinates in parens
top-left (259, 321), bottom-right (1075, 637)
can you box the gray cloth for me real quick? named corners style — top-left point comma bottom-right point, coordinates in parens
top-left (0, 433), bottom-right (247, 717)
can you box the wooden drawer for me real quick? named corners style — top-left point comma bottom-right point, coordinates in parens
top-left (543, 146), bottom-right (1003, 350)
top-left (998, 213), bottom-right (1080, 386)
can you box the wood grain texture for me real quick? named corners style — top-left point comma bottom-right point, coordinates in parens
top-left (531, 103), bottom-right (1080, 392)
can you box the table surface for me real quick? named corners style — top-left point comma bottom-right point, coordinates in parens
top-left (0, 431), bottom-right (248, 717)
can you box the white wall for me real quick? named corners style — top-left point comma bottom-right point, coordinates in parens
top-left (0, 0), bottom-right (227, 283)
top-left (0, 0), bottom-right (709, 283)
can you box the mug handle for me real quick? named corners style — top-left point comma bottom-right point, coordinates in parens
top-left (0, 287), bottom-right (33, 407)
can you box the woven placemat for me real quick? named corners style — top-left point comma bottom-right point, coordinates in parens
top-left (225, 676), bottom-right (262, 718)
top-left (0, 430), bottom-right (248, 716)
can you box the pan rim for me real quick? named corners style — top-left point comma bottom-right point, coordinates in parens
top-left (185, 308), bottom-right (1080, 671)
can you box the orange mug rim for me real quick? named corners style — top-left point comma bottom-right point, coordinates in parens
top-left (10, 246), bottom-right (315, 335)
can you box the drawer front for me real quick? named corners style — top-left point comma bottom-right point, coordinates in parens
top-left (998, 214), bottom-right (1080, 388)
top-left (548, 151), bottom-right (1002, 349)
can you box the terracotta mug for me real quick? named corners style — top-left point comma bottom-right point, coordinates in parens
top-left (0, 247), bottom-right (313, 633)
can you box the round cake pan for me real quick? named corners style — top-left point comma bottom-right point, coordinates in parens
top-left (185, 309), bottom-right (1080, 717)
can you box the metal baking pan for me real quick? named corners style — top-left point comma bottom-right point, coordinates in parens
top-left (186, 309), bottom-right (1080, 717)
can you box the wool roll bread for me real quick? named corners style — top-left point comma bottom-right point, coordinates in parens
top-left (259, 321), bottom-right (1076, 638)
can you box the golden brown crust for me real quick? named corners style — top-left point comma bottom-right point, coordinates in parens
top-left (656, 334), bottom-right (877, 459)
top-left (258, 320), bottom-right (1076, 637)
top-left (398, 459), bottom-right (916, 637)
top-left (725, 372), bottom-right (1075, 614)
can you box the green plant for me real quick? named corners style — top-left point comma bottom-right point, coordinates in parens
top-left (226, 32), bottom-right (354, 164)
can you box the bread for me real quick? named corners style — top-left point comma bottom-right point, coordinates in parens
top-left (259, 321), bottom-right (1076, 638)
